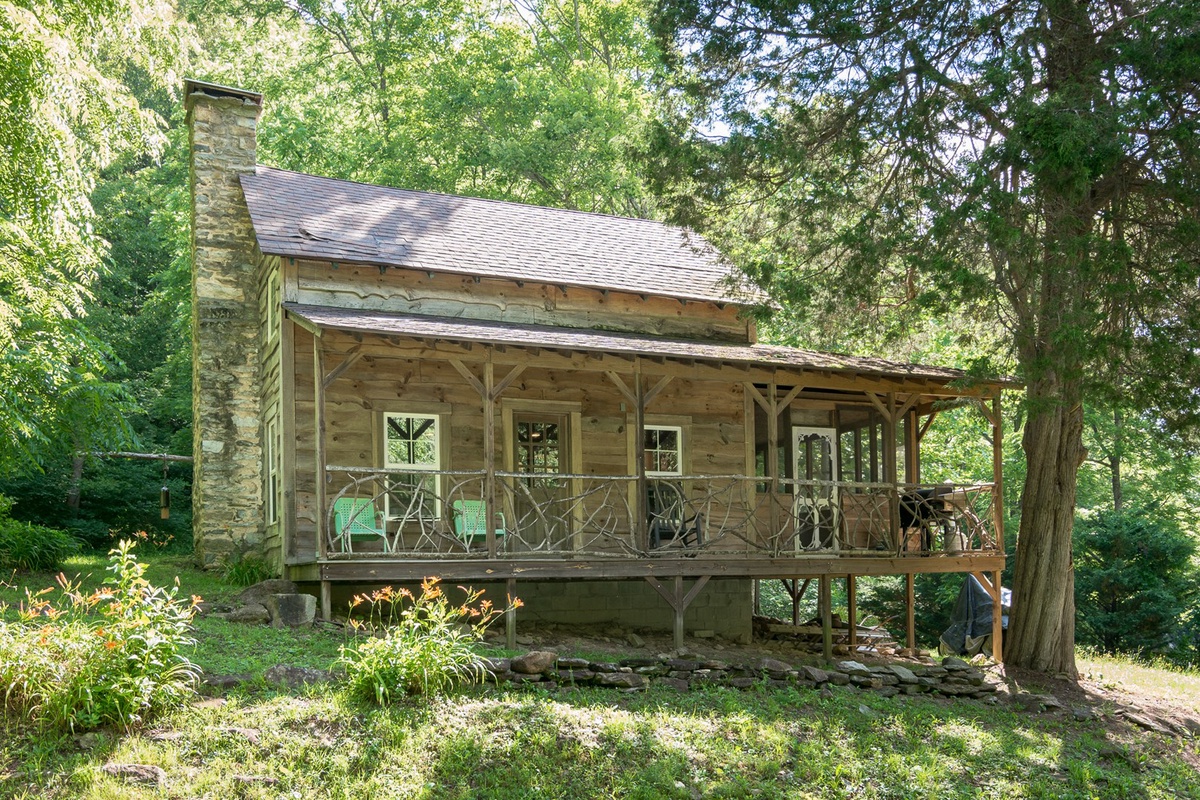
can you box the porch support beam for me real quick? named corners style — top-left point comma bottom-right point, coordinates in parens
top-left (506, 577), bottom-right (517, 650)
top-left (308, 553), bottom-right (1008, 582)
top-left (905, 572), bottom-right (916, 652)
top-left (991, 394), bottom-right (1004, 553)
top-left (645, 575), bottom-right (711, 649)
top-left (451, 356), bottom-right (525, 559)
top-left (819, 574), bottom-right (833, 660)
top-left (322, 346), bottom-right (362, 389)
top-left (313, 334), bottom-right (328, 564)
top-left (634, 362), bottom-right (647, 548)
top-left (973, 570), bottom-right (1005, 664)
top-left (847, 574), bottom-right (857, 651)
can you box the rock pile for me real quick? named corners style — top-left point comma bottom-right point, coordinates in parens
top-left (482, 650), bottom-right (1000, 699)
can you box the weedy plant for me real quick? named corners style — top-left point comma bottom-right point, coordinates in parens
top-left (0, 540), bottom-right (201, 730)
top-left (338, 578), bottom-right (520, 703)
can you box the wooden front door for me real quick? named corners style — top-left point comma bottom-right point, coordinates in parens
top-left (512, 413), bottom-right (571, 549)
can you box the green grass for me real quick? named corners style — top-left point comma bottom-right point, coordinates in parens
top-left (2, 553), bottom-right (1198, 798)
top-left (1079, 650), bottom-right (1200, 716)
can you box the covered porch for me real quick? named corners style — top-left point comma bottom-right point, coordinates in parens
top-left (279, 304), bottom-right (1007, 656)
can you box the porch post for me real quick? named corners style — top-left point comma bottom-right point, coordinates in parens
top-left (991, 393), bottom-right (1005, 553)
top-left (634, 361), bottom-right (647, 548)
top-left (312, 333), bottom-right (327, 561)
top-left (905, 572), bottom-right (916, 652)
top-left (819, 574), bottom-right (833, 660)
top-left (483, 354), bottom-right (497, 559)
top-left (506, 577), bottom-right (517, 650)
top-left (847, 574), bottom-right (857, 651)
top-left (766, 381), bottom-right (779, 542)
top-left (320, 579), bottom-right (331, 622)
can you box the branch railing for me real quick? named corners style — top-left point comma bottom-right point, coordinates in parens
top-left (322, 465), bottom-right (996, 560)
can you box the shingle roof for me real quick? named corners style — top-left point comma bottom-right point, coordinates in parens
top-left (241, 167), bottom-right (763, 306)
top-left (284, 303), bottom-right (984, 385)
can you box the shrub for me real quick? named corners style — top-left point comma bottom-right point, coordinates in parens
top-left (221, 553), bottom-right (273, 587)
top-left (0, 494), bottom-right (79, 571)
top-left (338, 578), bottom-right (518, 703)
top-left (0, 540), bottom-right (201, 730)
top-left (1075, 507), bottom-right (1200, 660)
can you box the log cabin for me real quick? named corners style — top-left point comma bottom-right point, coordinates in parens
top-left (186, 79), bottom-right (1007, 656)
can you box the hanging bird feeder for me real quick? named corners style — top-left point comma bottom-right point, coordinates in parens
top-left (160, 461), bottom-right (171, 520)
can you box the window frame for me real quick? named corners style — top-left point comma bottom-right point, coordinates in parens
top-left (644, 424), bottom-right (684, 477)
top-left (381, 411), bottom-right (444, 521)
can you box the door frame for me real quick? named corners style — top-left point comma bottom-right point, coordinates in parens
top-left (791, 425), bottom-right (839, 551)
top-left (501, 399), bottom-right (583, 548)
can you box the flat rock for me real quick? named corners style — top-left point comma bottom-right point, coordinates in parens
top-left (511, 650), bottom-right (558, 674)
top-left (941, 656), bottom-right (970, 671)
top-left (590, 661), bottom-right (620, 673)
top-left (267, 593), bottom-right (316, 627)
top-left (263, 665), bottom-right (332, 687)
top-left (626, 633), bottom-right (646, 648)
top-left (752, 657), bottom-right (793, 674)
top-left (1126, 712), bottom-right (1174, 736)
top-left (1072, 706), bottom-right (1100, 722)
top-left (800, 666), bottom-right (830, 684)
top-left (218, 603), bottom-right (271, 624)
top-left (557, 657), bottom-right (590, 670)
top-left (482, 657), bottom-right (511, 674)
top-left (666, 659), bottom-right (700, 672)
top-left (888, 665), bottom-right (918, 684)
top-left (825, 672), bottom-right (850, 686)
top-left (836, 660), bottom-right (872, 677)
top-left (515, 635), bottom-right (536, 646)
top-left (699, 660), bottom-right (729, 671)
top-left (596, 672), bottom-right (647, 689)
top-left (102, 764), bottom-right (166, 786)
top-left (656, 677), bottom-right (690, 691)
top-left (237, 579), bottom-right (297, 607)
top-left (203, 673), bottom-right (254, 690)
top-left (620, 657), bottom-right (660, 668)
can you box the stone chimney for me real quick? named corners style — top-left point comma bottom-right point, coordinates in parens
top-left (185, 80), bottom-right (265, 567)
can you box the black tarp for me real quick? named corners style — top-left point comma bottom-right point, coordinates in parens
top-left (939, 574), bottom-right (1012, 657)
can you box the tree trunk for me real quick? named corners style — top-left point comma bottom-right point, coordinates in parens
top-left (1006, 375), bottom-right (1085, 677)
top-left (1110, 407), bottom-right (1123, 513)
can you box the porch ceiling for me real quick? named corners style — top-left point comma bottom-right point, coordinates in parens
top-left (286, 303), bottom-right (1006, 389)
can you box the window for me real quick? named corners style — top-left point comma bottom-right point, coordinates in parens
top-left (265, 411), bottom-right (280, 524)
top-left (383, 413), bottom-right (441, 520)
top-left (644, 425), bottom-right (682, 476)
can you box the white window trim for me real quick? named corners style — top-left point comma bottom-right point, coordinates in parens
top-left (382, 411), bottom-right (443, 521)
top-left (265, 412), bottom-right (280, 525)
top-left (645, 424), bottom-right (684, 477)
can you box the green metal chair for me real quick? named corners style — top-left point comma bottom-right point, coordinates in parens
top-left (332, 497), bottom-right (389, 553)
top-left (451, 499), bottom-right (506, 548)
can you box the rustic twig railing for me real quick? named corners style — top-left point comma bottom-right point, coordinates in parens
top-left (323, 466), bottom-right (996, 560)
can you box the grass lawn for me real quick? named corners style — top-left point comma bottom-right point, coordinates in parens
top-left (2, 551), bottom-right (1198, 799)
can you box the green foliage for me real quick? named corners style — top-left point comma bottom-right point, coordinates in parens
top-left (338, 579), bottom-right (515, 702)
top-left (0, 516), bottom-right (79, 574)
top-left (0, 540), bottom-right (200, 730)
top-left (195, 0), bottom-right (658, 214)
top-left (220, 553), bottom-right (273, 587)
top-left (1075, 508), bottom-right (1200, 662)
top-left (0, 0), bottom-right (189, 474)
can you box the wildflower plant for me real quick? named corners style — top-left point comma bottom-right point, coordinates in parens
top-left (338, 578), bottom-right (520, 703)
top-left (0, 540), bottom-right (200, 730)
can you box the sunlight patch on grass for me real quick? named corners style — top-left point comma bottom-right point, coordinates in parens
top-left (1078, 649), bottom-right (1200, 714)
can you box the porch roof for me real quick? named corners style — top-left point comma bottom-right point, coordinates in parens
top-left (242, 167), bottom-right (765, 306)
top-left (285, 303), bottom-right (995, 387)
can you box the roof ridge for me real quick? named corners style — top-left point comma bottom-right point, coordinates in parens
top-left (253, 165), bottom-right (695, 233)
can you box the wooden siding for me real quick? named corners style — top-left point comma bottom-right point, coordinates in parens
top-left (292, 259), bottom-right (754, 343)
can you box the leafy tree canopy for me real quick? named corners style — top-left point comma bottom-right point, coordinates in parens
top-left (0, 0), bottom-right (187, 473)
